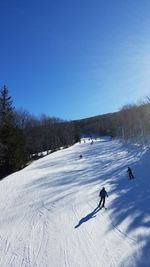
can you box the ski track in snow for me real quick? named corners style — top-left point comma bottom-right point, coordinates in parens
top-left (0, 138), bottom-right (149, 266)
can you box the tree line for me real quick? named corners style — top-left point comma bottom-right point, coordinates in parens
top-left (78, 100), bottom-right (150, 143)
top-left (0, 86), bottom-right (80, 179)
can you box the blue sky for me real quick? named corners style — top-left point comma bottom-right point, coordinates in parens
top-left (0, 0), bottom-right (150, 120)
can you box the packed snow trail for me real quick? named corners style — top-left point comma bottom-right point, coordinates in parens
top-left (0, 138), bottom-right (150, 267)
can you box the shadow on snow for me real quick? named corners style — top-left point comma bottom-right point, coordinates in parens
top-left (74, 206), bottom-right (101, 228)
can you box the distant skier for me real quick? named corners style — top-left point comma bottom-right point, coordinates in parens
top-left (79, 154), bottom-right (83, 159)
top-left (127, 167), bottom-right (134, 179)
top-left (98, 187), bottom-right (108, 208)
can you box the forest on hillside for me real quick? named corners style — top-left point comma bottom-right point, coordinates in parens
top-left (78, 101), bottom-right (150, 143)
top-left (0, 86), bottom-right (80, 178)
top-left (0, 85), bottom-right (150, 179)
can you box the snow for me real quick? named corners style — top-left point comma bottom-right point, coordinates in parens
top-left (0, 138), bottom-right (150, 267)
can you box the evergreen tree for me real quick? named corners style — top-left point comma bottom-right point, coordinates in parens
top-left (0, 86), bottom-right (26, 178)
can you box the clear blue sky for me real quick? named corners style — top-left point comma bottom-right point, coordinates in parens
top-left (0, 0), bottom-right (150, 120)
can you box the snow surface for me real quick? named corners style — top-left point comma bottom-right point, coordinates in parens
top-left (0, 138), bottom-right (150, 267)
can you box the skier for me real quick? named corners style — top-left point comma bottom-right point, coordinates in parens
top-left (98, 187), bottom-right (108, 208)
top-left (79, 154), bottom-right (83, 159)
top-left (127, 167), bottom-right (134, 179)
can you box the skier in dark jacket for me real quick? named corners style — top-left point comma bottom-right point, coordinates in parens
top-left (98, 187), bottom-right (108, 208)
top-left (127, 167), bottom-right (134, 179)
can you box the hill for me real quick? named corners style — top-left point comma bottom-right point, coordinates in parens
top-left (0, 138), bottom-right (150, 266)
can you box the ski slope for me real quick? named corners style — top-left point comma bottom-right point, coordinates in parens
top-left (0, 138), bottom-right (150, 267)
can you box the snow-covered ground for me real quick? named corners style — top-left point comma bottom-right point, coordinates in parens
top-left (0, 138), bottom-right (150, 267)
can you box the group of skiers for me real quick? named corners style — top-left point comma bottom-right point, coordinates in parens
top-left (79, 141), bottom-right (135, 209)
top-left (98, 167), bottom-right (135, 209)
